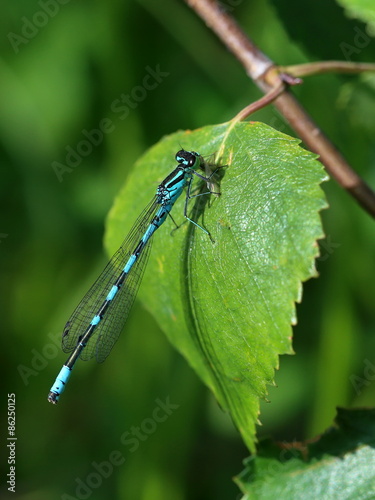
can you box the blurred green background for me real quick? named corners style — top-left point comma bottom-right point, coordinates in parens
top-left (1, 1), bottom-right (375, 499)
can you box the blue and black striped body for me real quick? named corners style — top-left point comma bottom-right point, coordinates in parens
top-left (48, 149), bottom-right (209, 404)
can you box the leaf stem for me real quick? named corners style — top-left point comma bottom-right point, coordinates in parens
top-left (280, 61), bottom-right (375, 77)
top-left (233, 74), bottom-right (303, 122)
top-left (185, 0), bottom-right (375, 218)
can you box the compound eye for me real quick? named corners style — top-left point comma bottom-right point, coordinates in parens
top-left (175, 150), bottom-right (186, 163)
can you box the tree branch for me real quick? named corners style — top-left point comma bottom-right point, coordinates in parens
top-left (185, 0), bottom-right (375, 218)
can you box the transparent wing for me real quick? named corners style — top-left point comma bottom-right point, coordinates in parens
top-left (62, 196), bottom-right (159, 362)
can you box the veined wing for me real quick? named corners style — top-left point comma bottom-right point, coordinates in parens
top-left (62, 196), bottom-right (160, 362)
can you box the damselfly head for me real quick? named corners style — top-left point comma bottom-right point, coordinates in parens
top-left (175, 149), bottom-right (200, 168)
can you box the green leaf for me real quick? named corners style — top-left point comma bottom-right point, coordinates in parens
top-left (235, 408), bottom-right (375, 499)
top-left (336, 0), bottom-right (375, 30)
top-left (269, 0), bottom-right (371, 61)
top-left (105, 121), bottom-right (327, 451)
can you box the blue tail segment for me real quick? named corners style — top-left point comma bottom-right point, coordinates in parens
top-left (48, 365), bottom-right (72, 404)
top-left (48, 149), bottom-right (221, 404)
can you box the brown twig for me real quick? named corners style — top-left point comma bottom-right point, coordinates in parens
top-left (185, 0), bottom-right (375, 218)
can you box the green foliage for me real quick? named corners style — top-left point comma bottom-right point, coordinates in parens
top-left (2, 1), bottom-right (375, 498)
top-left (236, 408), bottom-right (375, 499)
top-left (106, 121), bottom-right (327, 451)
top-left (269, 0), bottom-right (374, 61)
top-left (337, 0), bottom-right (375, 30)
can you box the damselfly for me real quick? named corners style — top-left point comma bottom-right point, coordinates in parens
top-left (48, 149), bottom-right (220, 404)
